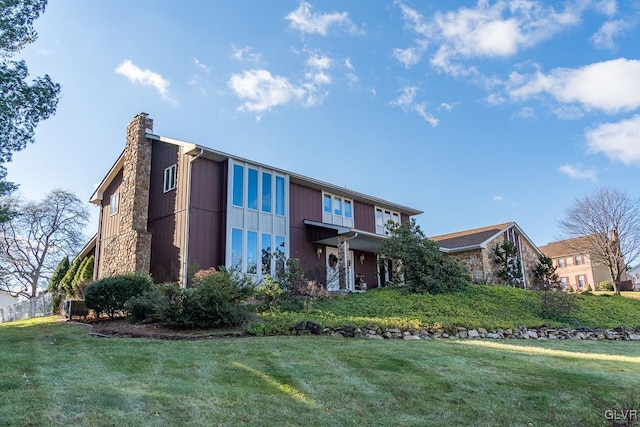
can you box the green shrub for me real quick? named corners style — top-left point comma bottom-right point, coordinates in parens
top-left (84, 273), bottom-right (153, 318)
top-left (256, 275), bottom-right (283, 311)
top-left (539, 290), bottom-right (578, 322)
top-left (48, 256), bottom-right (69, 293)
top-left (596, 281), bottom-right (614, 291)
top-left (172, 267), bottom-right (254, 328)
top-left (377, 219), bottom-right (470, 294)
top-left (124, 283), bottom-right (182, 322)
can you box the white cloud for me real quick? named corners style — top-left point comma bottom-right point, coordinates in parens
top-left (438, 102), bottom-right (457, 111)
top-left (492, 195), bottom-right (505, 202)
top-left (232, 45), bottom-right (263, 63)
top-left (512, 106), bottom-right (536, 120)
top-left (393, 40), bottom-right (428, 68)
top-left (590, 19), bottom-right (634, 50)
top-left (485, 93), bottom-right (507, 105)
top-left (558, 164), bottom-right (598, 182)
top-left (305, 53), bottom-right (332, 84)
top-left (552, 105), bottom-right (585, 120)
top-left (585, 115), bottom-right (640, 165)
top-left (286, 1), bottom-right (363, 36)
top-left (192, 58), bottom-right (211, 73)
top-left (397, 2), bottom-right (583, 74)
top-left (115, 60), bottom-right (178, 106)
top-left (508, 58), bottom-right (640, 114)
top-left (229, 69), bottom-right (305, 113)
top-left (390, 86), bottom-right (438, 126)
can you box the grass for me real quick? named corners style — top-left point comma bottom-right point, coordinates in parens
top-left (2, 316), bottom-right (640, 426)
top-left (250, 285), bottom-right (640, 334)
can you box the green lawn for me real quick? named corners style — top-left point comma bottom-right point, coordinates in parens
top-left (1, 317), bottom-right (639, 426)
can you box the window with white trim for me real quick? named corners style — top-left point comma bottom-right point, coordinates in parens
top-left (109, 193), bottom-right (119, 216)
top-left (322, 192), bottom-right (353, 227)
top-left (163, 164), bottom-right (177, 193)
top-left (375, 207), bottom-right (400, 235)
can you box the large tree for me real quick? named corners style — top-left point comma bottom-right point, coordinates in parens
top-left (0, 189), bottom-right (89, 298)
top-left (558, 187), bottom-right (640, 295)
top-left (0, 0), bottom-right (61, 222)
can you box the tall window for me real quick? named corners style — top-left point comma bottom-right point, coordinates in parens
top-left (262, 172), bottom-right (272, 213)
top-left (557, 258), bottom-right (566, 268)
top-left (231, 228), bottom-right (242, 268)
top-left (163, 164), bottom-right (176, 193)
top-left (375, 207), bottom-right (400, 234)
top-left (109, 193), bottom-right (119, 216)
top-left (232, 164), bottom-right (244, 207)
top-left (577, 275), bottom-right (586, 288)
top-left (560, 277), bottom-right (568, 289)
top-left (575, 255), bottom-right (584, 265)
top-left (261, 233), bottom-right (272, 275)
top-left (248, 168), bottom-right (258, 210)
top-left (276, 176), bottom-right (285, 216)
top-left (275, 236), bottom-right (285, 276)
top-left (247, 231), bottom-right (258, 274)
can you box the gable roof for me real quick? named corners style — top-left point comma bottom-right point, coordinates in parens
top-left (91, 127), bottom-right (422, 216)
top-left (539, 236), bottom-right (593, 258)
top-left (430, 222), bottom-right (541, 255)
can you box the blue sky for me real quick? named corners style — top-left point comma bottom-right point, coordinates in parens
top-left (7, 0), bottom-right (640, 249)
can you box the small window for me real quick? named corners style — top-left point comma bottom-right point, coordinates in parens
top-left (557, 258), bottom-right (566, 268)
top-left (109, 193), bottom-right (119, 216)
top-left (163, 164), bottom-right (177, 193)
top-left (560, 277), bottom-right (568, 288)
top-left (323, 194), bottom-right (332, 213)
top-left (577, 275), bottom-right (586, 288)
top-left (344, 200), bottom-right (352, 219)
top-left (575, 255), bottom-right (584, 265)
top-left (375, 207), bottom-right (400, 234)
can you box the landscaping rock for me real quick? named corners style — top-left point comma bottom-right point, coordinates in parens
top-left (468, 330), bottom-right (479, 338)
top-left (403, 335), bottom-right (421, 340)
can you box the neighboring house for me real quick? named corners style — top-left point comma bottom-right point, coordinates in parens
top-left (539, 237), bottom-right (618, 291)
top-left (89, 113), bottom-right (422, 291)
top-left (626, 265), bottom-right (640, 291)
top-left (0, 290), bottom-right (17, 309)
top-left (430, 222), bottom-right (542, 288)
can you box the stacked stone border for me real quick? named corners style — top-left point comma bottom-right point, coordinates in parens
top-left (293, 321), bottom-right (640, 341)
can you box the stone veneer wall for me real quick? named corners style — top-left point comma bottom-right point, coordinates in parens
top-left (100, 113), bottom-right (153, 277)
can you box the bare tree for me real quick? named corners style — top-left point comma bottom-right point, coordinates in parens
top-left (558, 187), bottom-right (640, 295)
top-left (0, 189), bottom-right (89, 298)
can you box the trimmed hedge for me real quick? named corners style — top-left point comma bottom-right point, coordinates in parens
top-left (84, 273), bottom-right (153, 318)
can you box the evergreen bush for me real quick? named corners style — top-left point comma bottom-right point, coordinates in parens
top-left (84, 273), bottom-right (153, 318)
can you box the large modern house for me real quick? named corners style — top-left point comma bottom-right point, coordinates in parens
top-left (89, 113), bottom-right (422, 291)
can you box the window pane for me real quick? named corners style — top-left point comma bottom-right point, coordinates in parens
top-left (262, 234), bottom-right (271, 275)
top-left (392, 212), bottom-right (399, 224)
top-left (375, 208), bottom-right (383, 226)
top-left (276, 176), bottom-right (285, 215)
top-left (323, 194), bottom-right (332, 213)
top-left (344, 200), bottom-right (352, 218)
top-left (334, 197), bottom-right (342, 215)
top-left (232, 165), bottom-right (243, 207)
top-left (247, 231), bottom-right (257, 274)
top-left (248, 168), bottom-right (258, 210)
top-left (262, 172), bottom-right (272, 213)
top-left (275, 236), bottom-right (285, 276)
top-left (231, 228), bottom-right (243, 269)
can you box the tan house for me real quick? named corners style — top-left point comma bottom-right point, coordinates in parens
top-left (539, 237), bottom-right (617, 291)
top-left (430, 222), bottom-right (542, 288)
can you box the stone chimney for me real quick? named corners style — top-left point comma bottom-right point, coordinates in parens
top-left (117, 113), bottom-right (153, 274)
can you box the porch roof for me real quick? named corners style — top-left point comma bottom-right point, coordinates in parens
top-left (303, 220), bottom-right (388, 253)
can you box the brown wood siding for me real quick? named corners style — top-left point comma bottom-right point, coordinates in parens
top-left (354, 200), bottom-right (375, 233)
top-left (186, 158), bottom-right (227, 272)
top-left (148, 141), bottom-right (180, 221)
top-left (401, 213), bottom-right (410, 225)
top-left (146, 141), bottom-right (182, 283)
top-left (289, 182), bottom-right (322, 260)
top-left (96, 170), bottom-right (123, 278)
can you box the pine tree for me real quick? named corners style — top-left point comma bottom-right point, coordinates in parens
top-left (47, 256), bottom-right (69, 292)
top-left (61, 257), bottom-right (82, 298)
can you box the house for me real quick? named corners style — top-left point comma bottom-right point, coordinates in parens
top-left (539, 237), bottom-right (616, 291)
top-left (0, 290), bottom-right (16, 310)
top-left (628, 265), bottom-right (640, 291)
top-left (429, 222), bottom-right (542, 288)
top-left (89, 113), bottom-right (422, 291)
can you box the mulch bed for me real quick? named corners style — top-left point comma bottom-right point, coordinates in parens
top-left (75, 317), bottom-right (250, 340)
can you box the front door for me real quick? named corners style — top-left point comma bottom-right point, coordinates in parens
top-left (326, 247), bottom-right (354, 291)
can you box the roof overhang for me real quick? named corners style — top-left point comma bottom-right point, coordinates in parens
top-left (76, 234), bottom-right (97, 261)
top-left (304, 220), bottom-right (390, 253)
top-left (90, 151), bottom-right (125, 204)
top-left (149, 134), bottom-right (422, 217)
